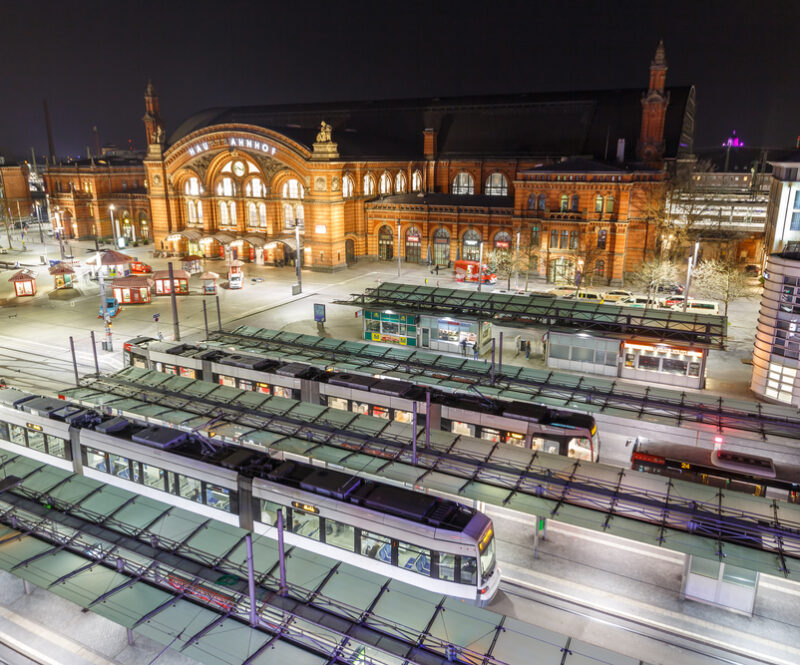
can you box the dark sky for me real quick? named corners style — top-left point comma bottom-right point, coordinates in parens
top-left (1, 0), bottom-right (797, 161)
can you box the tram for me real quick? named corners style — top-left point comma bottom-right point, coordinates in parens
top-left (0, 388), bottom-right (500, 604)
top-left (122, 338), bottom-right (600, 461)
top-left (630, 440), bottom-right (799, 503)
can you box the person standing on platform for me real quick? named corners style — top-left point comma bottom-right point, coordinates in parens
top-left (472, 342), bottom-right (479, 360)
top-left (460, 338), bottom-right (467, 356)
top-left (525, 340), bottom-right (531, 359)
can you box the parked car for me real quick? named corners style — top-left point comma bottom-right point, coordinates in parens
top-left (98, 297), bottom-right (120, 318)
top-left (618, 295), bottom-right (657, 308)
top-left (655, 282), bottom-right (684, 294)
top-left (673, 299), bottom-right (720, 315)
top-left (575, 290), bottom-right (605, 302)
top-left (603, 290), bottom-right (633, 302)
top-left (549, 287), bottom-right (576, 298)
top-left (660, 294), bottom-right (685, 308)
top-left (130, 261), bottom-right (153, 274)
top-left (228, 272), bottom-right (243, 289)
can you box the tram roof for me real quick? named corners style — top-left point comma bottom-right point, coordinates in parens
top-left (59, 368), bottom-right (800, 582)
top-left (335, 282), bottom-right (728, 349)
top-left (0, 454), bottom-right (639, 665)
top-left (191, 326), bottom-right (800, 441)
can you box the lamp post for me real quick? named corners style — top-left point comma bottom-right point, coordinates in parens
top-left (397, 223), bottom-right (402, 277)
top-left (514, 230), bottom-right (521, 290)
top-left (477, 241), bottom-right (484, 292)
top-left (109, 204), bottom-right (118, 248)
top-left (294, 221), bottom-right (302, 293)
top-left (97, 250), bottom-right (113, 352)
top-left (682, 241), bottom-right (701, 312)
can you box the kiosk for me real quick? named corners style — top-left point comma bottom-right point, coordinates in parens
top-left (200, 271), bottom-right (219, 295)
top-left (48, 262), bottom-right (75, 289)
top-left (111, 276), bottom-right (153, 304)
top-left (228, 259), bottom-right (244, 289)
top-left (88, 249), bottom-right (133, 278)
top-left (152, 269), bottom-right (190, 295)
top-left (182, 254), bottom-right (203, 275)
top-left (8, 269), bottom-right (37, 297)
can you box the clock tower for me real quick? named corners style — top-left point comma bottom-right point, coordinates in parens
top-left (637, 40), bottom-right (670, 166)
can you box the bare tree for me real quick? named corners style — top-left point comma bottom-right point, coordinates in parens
top-left (690, 259), bottom-right (755, 316)
top-left (486, 248), bottom-right (514, 289)
top-left (628, 259), bottom-right (680, 303)
top-left (517, 235), bottom-right (541, 291)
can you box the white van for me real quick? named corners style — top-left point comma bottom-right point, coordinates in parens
top-left (672, 299), bottom-right (719, 315)
top-left (575, 290), bottom-right (605, 303)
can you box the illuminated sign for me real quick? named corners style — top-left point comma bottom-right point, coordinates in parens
top-left (494, 241), bottom-right (510, 249)
top-left (407, 235), bottom-right (420, 242)
top-left (186, 135), bottom-right (278, 158)
top-left (291, 501), bottom-right (319, 514)
top-left (26, 423), bottom-right (43, 431)
top-left (478, 527), bottom-right (493, 551)
top-left (315, 225), bottom-right (327, 234)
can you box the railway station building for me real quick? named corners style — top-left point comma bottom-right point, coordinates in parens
top-left (133, 42), bottom-right (694, 284)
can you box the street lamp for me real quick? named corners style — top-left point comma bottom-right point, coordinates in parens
top-left (294, 221), bottom-right (302, 293)
top-left (477, 241), bottom-right (484, 292)
top-left (397, 223), bottom-right (402, 277)
top-left (96, 249), bottom-right (113, 352)
top-left (109, 204), bottom-right (118, 248)
top-left (514, 230), bottom-right (521, 290)
top-left (682, 241), bottom-right (701, 312)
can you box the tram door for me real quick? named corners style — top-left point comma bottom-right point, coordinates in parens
top-left (421, 327), bottom-right (430, 347)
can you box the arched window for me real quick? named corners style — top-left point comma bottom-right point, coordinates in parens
top-left (494, 231), bottom-right (512, 251)
top-left (245, 179), bottom-right (266, 197)
top-left (228, 201), bottom-right (237, 225)
top-left (538, 194), bottom-right (546, 210)
top-left (597, 229), bottom-right (608, 250)
top-left (411, 170), bottom-right (422, 192)
top-left (432, 227), bottom-right (451, 266)
top-left (528, 194), bottom-right (536, 209)
top-left (185, 177), bottom-right (201, 196)
top-left (379, 172), bottom-right (392, 195)
top-left (484, 173), bottom-right (508, 196)
top-left (605, 195), bottom-right (615, 213)
top-left (462, 229), bottom-right (481, 261)
top-left (452, 172), bottom-right (474, 195)
top-left (395, 172), bottom-right (407, 193)
top-left (258, 203), bottom-right (267, 227)
top-left (378, 225), bottom-right (394, 261)
top-left (595, 195), bottom-right (603, 213)
top-left (405, 226), bottom-right (421, 263)
top-left (363, 174), bottom-right (375, 196)
top-left (216, 177), bottom-right (234, 197)
top-left (570, 195), bottom-right (579, 211)
top-left (560, 194), bottom-right (569, 212)
top-left (196, 201), bottom-right (204, 224)
top-left (187, 200), bottom-right (197, 224)
top-left (283, 203), bottom-right (293, 227)
top-left (248, 202), bottom-right (257, 226)
top-left (282, 179), bottom-right (304, 199)
top-left (594, 259), bottom-right (605, 278)
top-left (342, 175), bottom-right (354, 198)
top-left (218, 201), bottom-right (229, 225)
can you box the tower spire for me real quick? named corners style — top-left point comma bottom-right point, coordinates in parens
top-left (142, 80), bottom-right (165, 154)
top-left (637, 41), bottom-right (670, 164)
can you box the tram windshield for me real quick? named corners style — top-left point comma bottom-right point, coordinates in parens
top-left (479, 530), bottom-right (496, 579)
top-left (567, 437), bottom-right (594, 461)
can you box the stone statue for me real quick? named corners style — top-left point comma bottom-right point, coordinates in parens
top-left (153, 125), bottom-right (164, 144)
top-left (316, 121), bottom-right (332, 144)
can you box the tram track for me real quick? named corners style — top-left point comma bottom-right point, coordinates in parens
top-left (499, 578), bottom-right (791, 665)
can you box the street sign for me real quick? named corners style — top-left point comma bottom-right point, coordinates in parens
top-left (314, 303), bottom-right (326, 323)
top-left (153, 313), bottom-right (160, 322)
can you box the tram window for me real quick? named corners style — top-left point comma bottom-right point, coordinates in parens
top-left (291, 508), bottom-right (321, 540)
top-left (238, 379), bottom-right (253, 391)
top-left (438, 553), bottom-right (456, 581)
top-left (109, 454), bottom-right (131, 480)
top-left (256, 382), bottom-right (271, 394)
top-left (179, 476), bottom-right (204, 503)
top-left (360, 530), bottom-right (392, 562)
top-left (84, 447), bottom-right (107, 472)
top-left (394, 409), bottom-right (412, 424)
top-left (504, 432), bottom-right (525, 447)
top-left (0, 421), bottom-right (8, 441)
top-left (205, 484), bottom-right (231, 512)
top-left (372, 406), bottom-right (390, 420)
top-left (132, 357), bottom-right (147, 369)
top-left (352, 402), bottom-right (370, 415)
top-left (480, 428), bottom-right (501, 443)
top-left (328, 396), bottom-right (349, 411)
top-left (273, 386), bottom-right (292, 399)
top-left (142, 463), bottom-right (167, 492)
top-left (722, 564), bottom-right (758, 587)
top-left (45, 435), bottom-right (68, 459)
top-left (9, 424), bottom-right (27, 447)
top-left (567, 438), bottom-right (593, 461)
top-left (325, 519), bottom-right (355, 551)
top-left (398, 542), bottom-right (431, 576)
top-left (163, 364), bottom-right (179, 376)
top-left (218, 375), bottom-right (237, 387)
top-left (460, 556), bottom-right (478, 585)
top-left (451, 421), bottom-right (475, 437)
top-left (531, 438), bottom-right (560, 455)
top-left (179, 367), bottom-right (196, 379)
top-left (27, 428), bottom-right (45, 452)
top-left (259, 499), bottom-right (283, 526)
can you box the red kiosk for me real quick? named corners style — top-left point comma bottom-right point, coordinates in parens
top-left (48, 262), bottom-right (75, 289)
top-left (153, 269), bottom-right (190, 295)
top-left (9, 269), bottom-right (37, 297)
top-left (111, 276), bottom-right (153, 304)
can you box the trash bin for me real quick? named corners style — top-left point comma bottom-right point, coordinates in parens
top-left (40, 255), bottom-right (46, 265)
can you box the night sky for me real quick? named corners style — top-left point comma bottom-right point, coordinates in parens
top-left (1, 0), bottom-right (797, 161)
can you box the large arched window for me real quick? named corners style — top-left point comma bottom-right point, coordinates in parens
top-left (218, 200), bottom-right (229, 226)
top-left (570, 195), bottom-right (579, 211)
top-left (187, 200), bottom-right (198, 225)
top-left (281, 178), bottom-right (305, 230)
top-left (185, 177), bottom-right (201, 196)
top-left (484, 173), bottom-right (508, 196)
top-left (185, 177), bottom-right (203, 226)
top-left (245, 178), bottom-right (266, 197)
top-left (395, 172), bottom-right (407, 193)
top-left (405, 226), bottom-right (421, 263)
top-left (282, 179), bottom-right (304, 199)
top-left (494, 231), bottom-right (512, 251)
top-left (560, 194), bottom-right (569, 212)
top-left (432, 227), bottom-right (451, 266)
top-left (452, 172), bottom-right (474, 195)
top-left (538, 194), bottom-right (546, 210)
top-left (363, 174), bottom-right (375, 196)
top-left (411, 170), bottom-right (422, 192)
top-left (258, 203), bottom-right (267, 227)
top-left (378, 225), bottom-right (394, 261)
top-left (379, 172), bottom-right (392, 195)
top-left (247, 202), bottom-right (257, 226)
top-left (342, 175), bottom-right (354, 198)
top-left (216, 177), bottom-right (235, 197)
